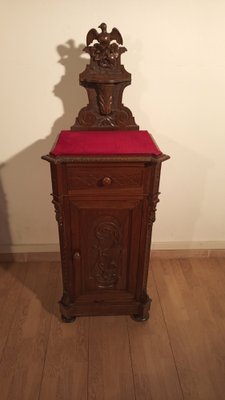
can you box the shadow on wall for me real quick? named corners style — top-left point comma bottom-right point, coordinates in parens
top-left (0, 39), bottom-right (87, 259)
top-left (124, 36), bottom-right (212, 242)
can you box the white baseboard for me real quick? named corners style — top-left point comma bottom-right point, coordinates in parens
top-left (0, 244), bottom-right (60, 253)
top-left (0, 241), bottom-right (224, 255)
top-left (0, 241), bottom-right (224, 263)
top-left (151, 241), bottom-right (225, 250)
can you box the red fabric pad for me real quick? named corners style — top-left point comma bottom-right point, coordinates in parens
top-left (50, 130), bottom-right (162, 156)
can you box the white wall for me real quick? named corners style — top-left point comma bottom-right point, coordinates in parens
top-left (1, 0), bottom-right (225, 252)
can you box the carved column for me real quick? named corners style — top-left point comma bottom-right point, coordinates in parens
top-left (134, 162), bottom-right (162, 321)
top-left (52, 198), bottom-right (71, 306)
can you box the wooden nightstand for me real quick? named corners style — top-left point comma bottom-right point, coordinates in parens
top-left (42, 24), bottom-right (169, 322)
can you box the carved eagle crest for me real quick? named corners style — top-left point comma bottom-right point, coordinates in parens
top-left (84, 23), bottom-right (126, 68)
top-left (86, 22), bottom-right (123, 46)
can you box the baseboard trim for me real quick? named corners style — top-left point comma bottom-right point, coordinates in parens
top-left (0, 252), bottom-right (61, 262)
top-left (151, 249), bottom-right (225, 259)
top-left (151, 241), bottom-right (225, 250)
top-left (0, 249), bottom-right (224, 262)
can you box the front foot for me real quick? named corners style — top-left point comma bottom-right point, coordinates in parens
top-left (131, 294), bottom-right (151, 322)
top-left (61, 314), bottom-right (76, 323)
top-left (132, 312), bottom-right (149, 322)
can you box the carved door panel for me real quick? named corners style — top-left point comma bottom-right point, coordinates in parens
top-left (69, 198), bottom-right (144, 302)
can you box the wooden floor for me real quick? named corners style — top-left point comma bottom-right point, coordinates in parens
top-left (0, 258), bottom-right (225, 400)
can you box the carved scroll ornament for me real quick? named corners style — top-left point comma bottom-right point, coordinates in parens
top-left (92, 216), bottom-right (122, 288)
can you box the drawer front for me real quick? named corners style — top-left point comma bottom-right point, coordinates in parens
top-left (66, 165), bottom-right (145, 193)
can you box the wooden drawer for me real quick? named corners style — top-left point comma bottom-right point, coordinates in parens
top-left (65, 164), bottom-right (146, 194)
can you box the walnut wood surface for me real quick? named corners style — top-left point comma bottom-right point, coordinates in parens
top-left (45, 157), bottom-right (165, 321)
top-left (70, 23), bottom-right (139, 131)
top-left (42, 23), bottom-right (169, 321)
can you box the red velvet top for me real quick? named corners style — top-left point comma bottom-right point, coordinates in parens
top-left (50, 130), bottom-right (162, 157)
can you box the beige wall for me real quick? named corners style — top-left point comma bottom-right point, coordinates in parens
top-left (1, 0), bottom-right (225, 252)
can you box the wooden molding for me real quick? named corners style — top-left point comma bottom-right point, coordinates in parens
top-left (151, 249), bottom-right (225, 259)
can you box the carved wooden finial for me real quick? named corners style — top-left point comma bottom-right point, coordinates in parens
top-left (83, 23), bottom-right (126, 69)
top-left (86, 23), bottom-right (123, 46)
top-left (71, 23), bottom-right (138, 131)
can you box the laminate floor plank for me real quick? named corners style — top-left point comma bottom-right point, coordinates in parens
top-left (39, 278), bottom-right (89, 400)
top-left (0, 262), bottom-right (58, 400)
top-left (152, 258), bottom-right (225, 400)
top-left (1, 258), bottom-right (225, 400)
top-left (187, 258), bottom-right (225, 399)
top-left (88, 315), bottom-right (135, 400)
top-left (0, 262), bottom-right (28, 359)
top-left (127, 268), bottom-right (183, 400)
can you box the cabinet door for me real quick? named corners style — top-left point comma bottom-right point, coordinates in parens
top-left (69, 198), bottom-right (144, 303)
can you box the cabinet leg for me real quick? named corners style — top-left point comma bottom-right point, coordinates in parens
top-left (59, 298), bottom-right (76, 323)
top-left (132, 312), bottom-right (149, 322)
top-left (131, 295), bottom-right (151, 322)
top-left (61, 314), bottom-right (76, 323)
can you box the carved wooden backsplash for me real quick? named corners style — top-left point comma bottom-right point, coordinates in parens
top-left (71, 23), bottom-right (138, 131)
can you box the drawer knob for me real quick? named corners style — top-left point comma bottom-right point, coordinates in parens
top-left (73, 251), bottom-right (81, 260)
top-left (102, 176), bottom-right (112, 186)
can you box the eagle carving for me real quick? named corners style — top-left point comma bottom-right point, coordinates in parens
top-left (84, 23), bottom-right (126, 68)
top-left (86, 22), bottom-right (123, 46)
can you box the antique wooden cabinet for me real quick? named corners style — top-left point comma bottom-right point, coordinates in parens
top-left (43, 24), bottom-right (169, 322)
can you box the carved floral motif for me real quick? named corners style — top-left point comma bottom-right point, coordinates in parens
top-left (98, 84), bottom-right (113, 115)
top-left (92, 216), bottom-right (122, 288)
top-left (148, 192), bottom-right (160, 226)
top-left (75, 106), bottom-right (137, 130)
top-left (147, 164), bottom-right (162, 228)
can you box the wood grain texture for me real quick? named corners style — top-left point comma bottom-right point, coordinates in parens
top-left (71, 22), bottom-right (138, 131)
top-left (0, 262), bottom-right (58, 400)
top-left (39, 275), bottom-right (89, 400)
top-left (88, 315), bottom-right (135, 400)
top-left (152, 258), bottom-right (225, 400)
top-left (127, 269), bottom-right (183, 400)
top-left (50, 158), bottom-right (161, 321)
top-left (1, 259), bottom-right (225, 399)
top-left (0, 262), bottom-right (28, 359)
